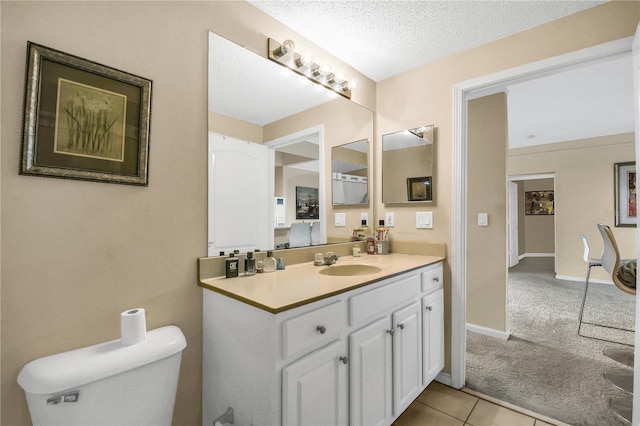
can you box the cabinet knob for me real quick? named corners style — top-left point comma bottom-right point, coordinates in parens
top-left (339, 356), bottom-right (348, 364)
top-left (316, 325), bottom-right (326, 334)
top-left (426, 306), bottom-right (433, 311)
top-left (386, 329), bottom-right (394, 335)
top-left (433, 276), bottom-right (440, 282)
top-left (397, 323), bottom-right (405, 330)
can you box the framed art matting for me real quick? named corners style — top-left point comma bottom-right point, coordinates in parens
top-left (20, 42), bottom-right (152, 186)
top-left (407, 176), bottom-right (433, 201)
top-left (614, 161), bottom-right (637, 227)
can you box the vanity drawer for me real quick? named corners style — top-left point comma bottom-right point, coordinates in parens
top-left (350, 273), bottom-right (421, 326)
top-left (422, 264), bottom-right (443, 294)
top-left (282, 301), bottom-right (346, 358)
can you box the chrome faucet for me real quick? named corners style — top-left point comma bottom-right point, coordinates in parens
top-left (323, 253), bottom-right (339, 265)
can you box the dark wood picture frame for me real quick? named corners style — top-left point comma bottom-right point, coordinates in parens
top-left (20, 42), bottom-right (152, 186)
top-left (296, 186), bottom-right (319, 220)
top-left (407, 176), bottom-right (432, 201)
top-left (614, 161), bottom-right (637, 227)
top-left (525, 191), bottom-right (554, 215)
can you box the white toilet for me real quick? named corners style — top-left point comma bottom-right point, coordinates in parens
top-left (17, 325), bottom-right (187, 425)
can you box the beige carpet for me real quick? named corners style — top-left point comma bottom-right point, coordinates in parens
top-left (466, 257), bottom-right (635, 426)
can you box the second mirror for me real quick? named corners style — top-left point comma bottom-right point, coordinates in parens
top-left (331, 139), bottom-right (369, 205)
top-left (382, 125), bottom-right (435, 204)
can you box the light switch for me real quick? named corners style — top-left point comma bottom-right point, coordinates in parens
top-left (478, 213), bottom-right (489, 227)
top-left (335, 213), bottom-right (346, 227)
top-left (385, 212), bottom-right (395, 227)
top-left (416, 212), bottom-right (433, 229)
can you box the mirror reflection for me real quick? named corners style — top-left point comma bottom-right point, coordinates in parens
top-left (382, 125), bottom-right (435, 204)
top-left (331, 139), bottom-right (369, 205)
top-left (207, 31), bottom-right (373, 256)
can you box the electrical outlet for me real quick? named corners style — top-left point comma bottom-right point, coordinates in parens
top-left (478, 213), bottom-right (489, 227)
top-left (385, 212), bottom-right (395, 227)
top-left (335, 213), bottom-right (346, 227)
top-left (360, 212), bottom-right (368, 225)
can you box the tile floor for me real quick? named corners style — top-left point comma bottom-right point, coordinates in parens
top-left (394, 381), bottom-right (568, 426)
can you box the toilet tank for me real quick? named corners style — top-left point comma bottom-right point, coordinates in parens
top-left (18, 325), bottom-right (187, 426)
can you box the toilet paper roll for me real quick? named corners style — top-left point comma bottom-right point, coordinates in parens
top-left (121, 308), bottom-right (147, 346)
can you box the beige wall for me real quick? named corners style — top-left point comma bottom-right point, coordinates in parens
top-left (509, 133), bottom-right (636, 282)
top-left (466, 93), bottom-right (508, 331)
top-left (377, 1), bottom-right (639, 339)
top-left (2, 2), bottom-right (639, 424)
top-left (522, 178), bottom-right (556, 255)
top-left (0, 2), bottom-right (374, 425)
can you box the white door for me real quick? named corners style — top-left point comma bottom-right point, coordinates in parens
top-left (207, 133), bottom-right (274, 256)
top-left (349, 316), bottom-right (393, 426)
top-left (631, 21), bottom-right (640, 425)
top-left (422, 289), bottom-right (445, 385)
top-left (509, 181), bottom-right (519, 267)
top-left (282, 340), bottom-right (348, 426)
top-left (392, 301), bottom-right (422, 417)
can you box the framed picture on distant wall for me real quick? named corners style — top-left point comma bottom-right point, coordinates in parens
top-left (614, 162), bottom-right (637, 227)
top-left (296, 186), bottom-right (319, 220)
top-left (20, 42), bottom-right (152, 186)
top-left (525, 191), bottom-right (554, 215)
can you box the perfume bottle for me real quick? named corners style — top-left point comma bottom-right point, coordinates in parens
top-left (263, 250), bottom-right (277, 273)
top-left (225, 253), bottom-right (239, 278)
top-left (244, 251), bottom-right (256, 276)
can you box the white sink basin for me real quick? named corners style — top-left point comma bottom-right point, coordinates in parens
top-left (318, 264), bottom-right (382, 276)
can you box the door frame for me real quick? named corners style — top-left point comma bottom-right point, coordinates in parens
top-left (265, 124), bottom-right (327, 245)
top-left (507, 173), bottom-right (556, 267)
top-left (450, 36), bottom-right (634, 390)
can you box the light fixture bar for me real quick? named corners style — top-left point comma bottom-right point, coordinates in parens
top-left (267, 38), bottom-right (353, 100)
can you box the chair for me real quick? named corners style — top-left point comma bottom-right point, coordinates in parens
top-left (596, 224), bottom-right (636, 423)
top-left (576, 234), bottom-right (602, 336)
top-left (310, 221), bottom-right (321, 246)
top-left (578, 225), bottom-right (636, 343)
top-left (288, 222), bottom-right (311, 248)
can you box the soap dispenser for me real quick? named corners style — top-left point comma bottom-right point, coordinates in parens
top-left (263, 250), bottom-right (277, 273)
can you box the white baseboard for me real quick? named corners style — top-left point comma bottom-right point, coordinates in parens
top-left (520, 253), bottom-right (555, 259)
top-left (435, 371), bottom-right (452, 387)
top-left (555, 274), bottom-right (613, 285)
top-left (466, 323), bottom-right (511, 340)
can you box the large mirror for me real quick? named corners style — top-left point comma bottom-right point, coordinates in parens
top-left (382, 125), bottom-right (435, 204)
top-left (331, 139), bottom-right (369, 205)
top-left (208, 31), bottom-right (374, 255)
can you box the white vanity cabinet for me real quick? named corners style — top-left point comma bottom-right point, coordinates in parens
top-left (202, 260), bottom-right (444, 426)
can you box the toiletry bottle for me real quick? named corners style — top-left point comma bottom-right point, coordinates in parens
top-left (366, 237), bottom-right (375, 254)
top-left (225, 253), bottom-right (239, 278)
top-left (263, 250), bottom-right (277, 272)
top-left (358, 219), bottom-right (370, 241)
top-left (375, 220), bottom-right (388, 241)
top-left (244, 251), bottom-right (256, 276)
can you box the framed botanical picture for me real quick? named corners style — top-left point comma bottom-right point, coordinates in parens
top-left (20, 42), bottom-right (152, 186)
top-left (525, 191), bottom-right (554, 215)
top-left (614, 162), bottom-right (637, 227)
top-left (407, 176), bottom-right (433, 201)
top-left (296, 186), bottom-right (319, 220)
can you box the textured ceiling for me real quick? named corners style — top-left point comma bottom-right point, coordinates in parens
top-left (249, 0), bottom-right (606, 81)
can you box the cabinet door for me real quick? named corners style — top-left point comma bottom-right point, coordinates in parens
top-left (392, 301), bottom-right (422, 417)
top-left (282, 340), bottom-right (348, 426)
top-left (422, 289), bottom-right (445, 385)
top-left (349, 317), bottom-right (393, 426)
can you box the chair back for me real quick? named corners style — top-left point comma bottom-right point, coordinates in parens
top-left (289, 222), bottom-right (311, 248)
top-left (597, 223), bottom-right (635, 295)
top-left (580, 235), bottom-right (590, 263)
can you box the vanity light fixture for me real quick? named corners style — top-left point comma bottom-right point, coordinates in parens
top-left (268, 38), bottom-right (355, 99)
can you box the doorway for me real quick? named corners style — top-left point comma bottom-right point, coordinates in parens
top-left (450, 35), bottom-right (635, 393)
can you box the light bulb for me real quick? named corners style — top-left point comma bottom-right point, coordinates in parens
top-left (273, 39), bottom-right (295, 59)
top-left (320, 63), bottom-right (332, 75)
top-left (348, 77), bottom-right (359, 90)
top-left (295, 53), bottom-right (313, 68)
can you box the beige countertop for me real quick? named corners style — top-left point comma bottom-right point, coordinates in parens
top-left (198, 253), bottom-right (444, 313)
